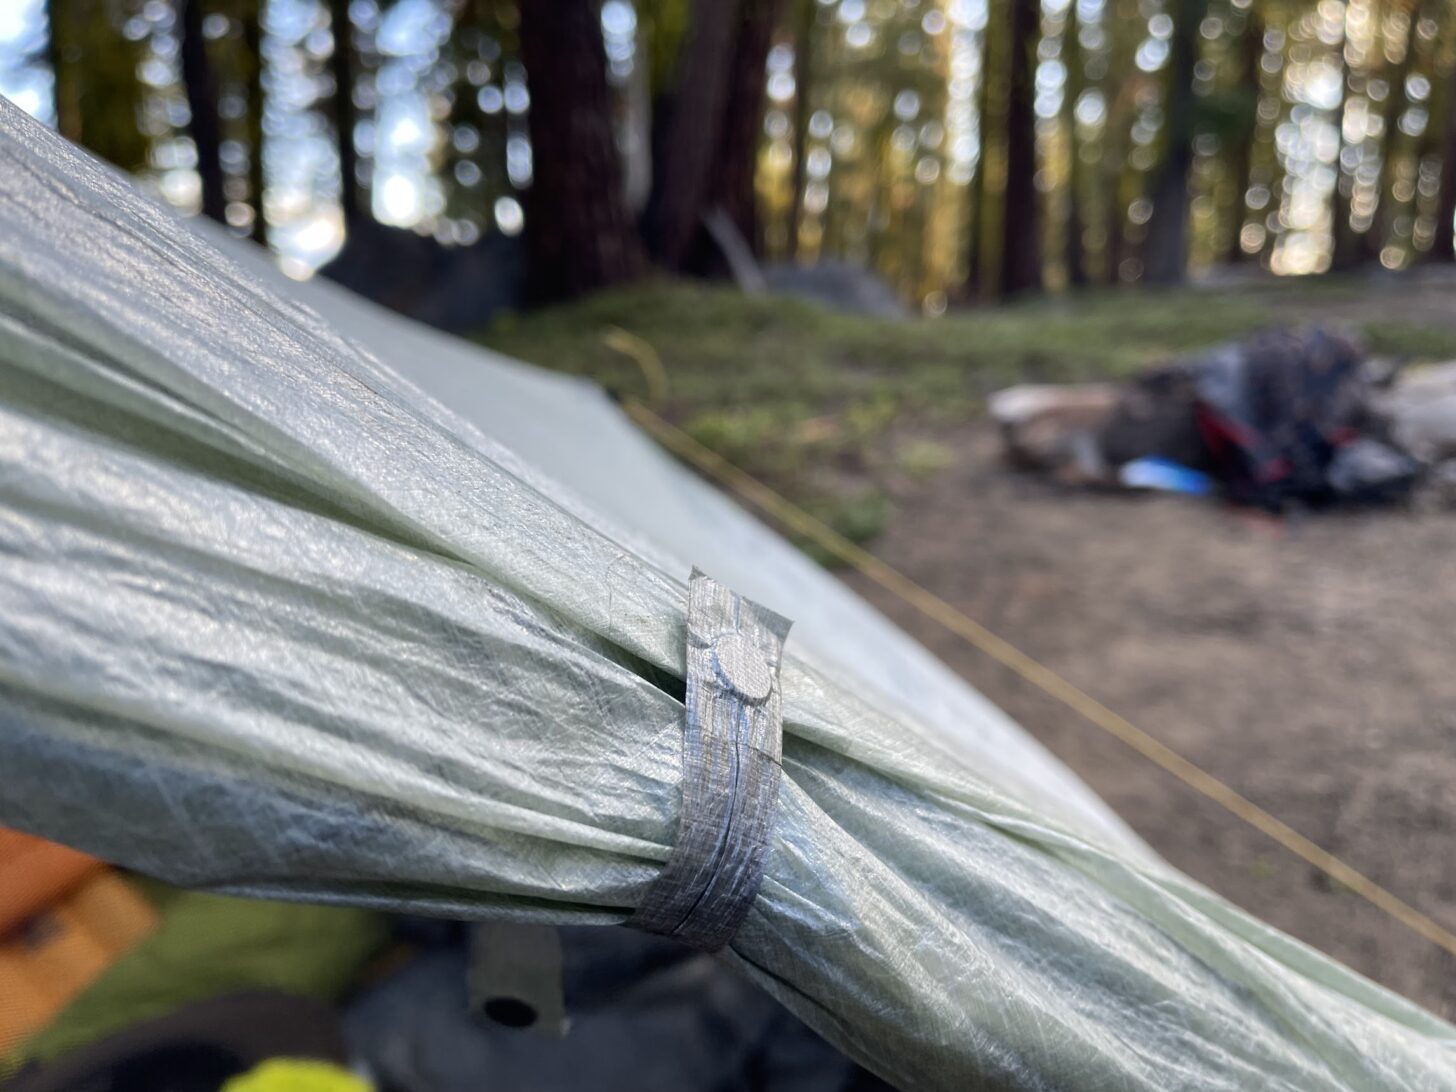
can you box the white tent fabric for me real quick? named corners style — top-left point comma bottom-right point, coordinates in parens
top-left (0, 100), bottom-right (1453, 1090)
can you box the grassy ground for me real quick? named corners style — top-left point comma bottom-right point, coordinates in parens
top-left (479, 275), bottom-right (1456, 556)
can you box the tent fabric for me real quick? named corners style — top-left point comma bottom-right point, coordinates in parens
top-left (0, 99), bottom-right (1452, 1090)
top-left (195, 215), bottom-right (1147, 859)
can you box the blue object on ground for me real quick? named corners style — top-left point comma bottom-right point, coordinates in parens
top-left (1118, 457), bottom-right (1215, 495)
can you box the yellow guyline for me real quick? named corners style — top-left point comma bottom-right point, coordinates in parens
top-left (622, 396), bottom-right (1456, 963)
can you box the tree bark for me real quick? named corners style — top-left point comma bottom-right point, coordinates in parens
top-left (788, 0), bottom-right (815, 258)
top-left (242, 2), bottom-right (268, 246)
top-left (642, 0), bottom-right (742, 268)
top-left (180, 0), bottom-right (227, 225)
top-left (48, 0), bottom-right (149, 172)
top-left (1329, 12), bottom-right (1362, 271)
top-left (1099, 5), bottom-right (1141, 283)
top-left (1224, 8), bottom-right (1261, 263)
top-left (963, 9), bottom-right (994, 299)
top-left (965, 71), bottom-right (986, 297)
top-left (1142, 0), bottom-right (1204, 284)
top-left (1360, 2), bottom-right (1422, 264)
top-left (1431, 65), bottom-right (1456, 260)
top-left (1061, 0), bottom-right (1087, 287)
top-left (46, 0), bottom-right (82, 145)
top-left (713, 0), bottom-right (784, 255)
top-left (325, 0), bottom-right (361, 225)
top-left (1000, 0), bottom-right (1042, 296)
top-left (519, 0), bottom-right (645, 303)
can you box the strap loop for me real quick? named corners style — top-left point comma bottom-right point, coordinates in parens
top-left (629, 568), bottom-right (791, 951)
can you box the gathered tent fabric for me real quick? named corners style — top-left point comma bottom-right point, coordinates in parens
top-left (0, 98), bottom-right (1452, 1090)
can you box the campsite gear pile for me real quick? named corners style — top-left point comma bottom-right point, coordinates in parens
top-left (1, 100), bottom-right (1454, 1090)
top-left (993, 327), bottom-right (1428, 509)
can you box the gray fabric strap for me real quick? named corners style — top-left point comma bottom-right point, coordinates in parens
top-left (630, 568), bottom-right (792, 951)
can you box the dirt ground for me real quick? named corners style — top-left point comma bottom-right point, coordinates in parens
top-left (841, 422), bottom-right (1456, 1019)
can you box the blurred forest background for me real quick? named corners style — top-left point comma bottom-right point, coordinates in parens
top-left (7, 0), bottom-right (1456, 314)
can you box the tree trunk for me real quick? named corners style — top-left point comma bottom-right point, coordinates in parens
top-left (964, 10), bottom-right (996, 298)
top-left (518, 0), bottom-right (645, 303)
top-left (46, 0), bottom-right (82, 145)
top-left (1000, 0), bottom-right (1041, 296)
top-left (642, 0), bottom-right (742, 268)
top-left (622, 13), bottom-right (654, 213)
top-left (1224, 9), bottom-right (1261, 263)
top-left (242, 2), bottom-right (267, 246)
top-left (1142, 0), bottom-right (1204, 284)
top-left (711, 0), bottom-right (784, 255)
top-left (1431, 65), bottom-right (1456, 261)
top-left (325, 0), bottom-right (361, 225)
top-left (48, 0), bottom-right (149, 172)
top-left (1099, 3), bottom-right (1141, 283)
top-left (1061, 0), bottom-right (1087, 287)
top-left (180, 0), bottom-right (227, 225)
top-left (1361, 3), bottom-right (1422, 264)
top-left (965, 94), bottom-right (985, 296)
top-left (789, 0), bottom-right (815, 259)
top-left (1329, 15), bottom-right (1362, 271)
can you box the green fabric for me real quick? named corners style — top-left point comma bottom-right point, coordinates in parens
top-left (12, 879), bottom-right (387, 1068)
